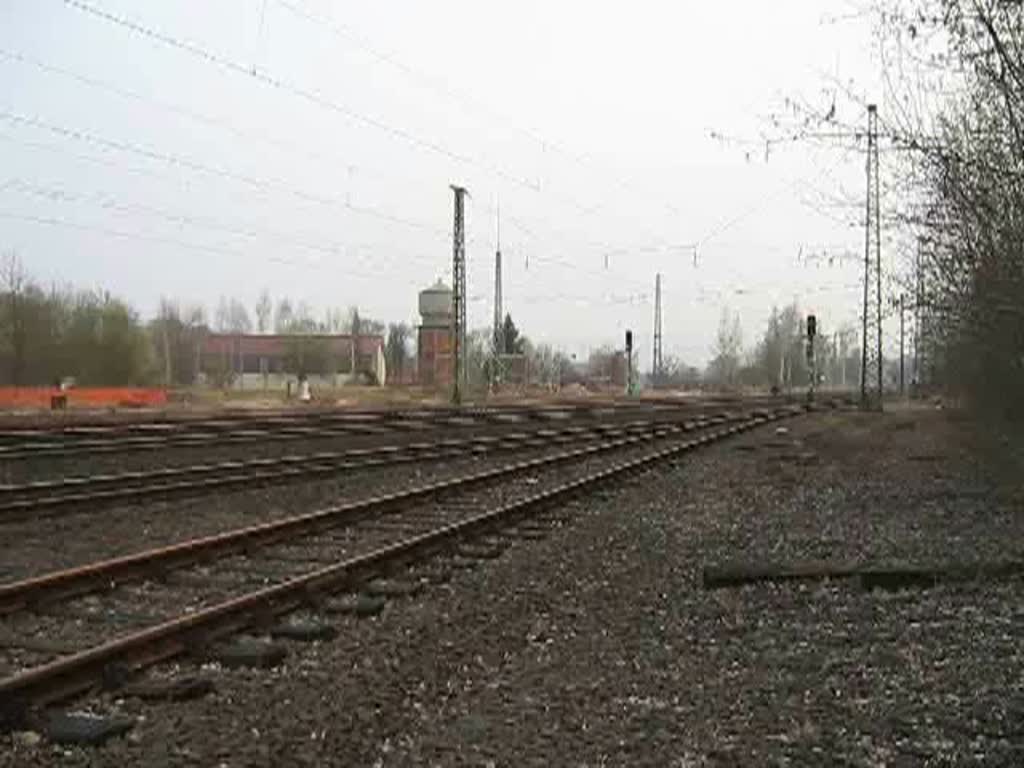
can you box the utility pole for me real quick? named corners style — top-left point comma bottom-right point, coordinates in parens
top-left (839, 332), bottom-right (847, 389)
top-left (652, 273), bottom-right (663, 387)
top-left (915, 235), bottom-right (924, 394)
top-left (860, 103), bottom-right (883, 410)
top-left (899, 292), bottom-right (905, 395)
top-left (833, 332), bottom-right (839, 389)
top-left (806, 314), bottom-right (817, 403)
top-left (450, 184), bottom-right (468, 404)
top-left (832, 331), bottom-right (843, 390)
top-left (491, 205), bottom-right (504, 389)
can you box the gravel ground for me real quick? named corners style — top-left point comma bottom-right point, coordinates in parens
top-left (0, 418), bottom-right (735, 677)
top-left (0, 421), bottom-right (684, 583)
top-left (4, 405), bottom-right (1022, 766)
top-left (0, 408), bottom-right (702, 484)
top-left (0, 420), bottom-right (565, 484)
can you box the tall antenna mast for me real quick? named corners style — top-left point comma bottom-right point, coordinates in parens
top-left (653, 273), bottom-right (663, 386)
top-left (494, 204), bottom-right (504, 353)
top-left (492, 203), bottom-right (505, 388)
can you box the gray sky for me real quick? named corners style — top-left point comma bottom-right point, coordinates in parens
top-left (0, 0), bottom-right (882, 368)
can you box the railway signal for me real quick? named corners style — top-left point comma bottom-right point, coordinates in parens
top-left (625, 329), bottom-right (634, 396)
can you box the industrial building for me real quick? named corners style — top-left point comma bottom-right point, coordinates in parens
top-left (199, 333), bottom-right (386, 391)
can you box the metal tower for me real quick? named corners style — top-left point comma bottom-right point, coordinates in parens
top-left (450, 184), bottom-right (468, 404)
top-left (652, 273), bottom-right (663, 385)
top-left (860, 104), bottom-right (883, 409)
top-left (914, 235), bottom-right (925, 392)
top-left (493, 209), bottom-right (504, 355)
top-left (491, 207), bottom-right (505, 388)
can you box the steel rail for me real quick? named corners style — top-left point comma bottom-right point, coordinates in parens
top-left (0, 401), bottom-right (623, 439)
top-left (0, 418), bottom-right (672, 520)
top-left (0, 412), bottom-right (754, 613)
top-left (0, 397), bottom-right (797, 460)
top-left (0, 401), bottom-right (696, 457)
top-left (0, 405), bottom-right (803, 709)
top-left (0, 397), bottom-right (759, 440)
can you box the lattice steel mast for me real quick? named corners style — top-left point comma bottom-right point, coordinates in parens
top-left (652, 273), bottom-right (663, 385)
top-left (492, 205), bottom-right (505, 387)
top-left (860, 104), bottom-right (883, 409)
top-left (450, 184), bottom-right (468, 404)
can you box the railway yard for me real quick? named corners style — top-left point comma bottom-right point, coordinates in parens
top-left (0, 397), bottom-right (1022, 766)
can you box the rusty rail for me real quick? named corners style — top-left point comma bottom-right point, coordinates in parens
top-left (0, 405), bottom-right (803, 709)
top-left (0, 418), bottom-right (671, 520)
top-left (0, 413), bottom-right (750, 613)
top-left (0, 399), bottom-right (717, 460)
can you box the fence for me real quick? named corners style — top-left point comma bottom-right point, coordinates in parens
top-left (0, 388), bottom-right (168, 409)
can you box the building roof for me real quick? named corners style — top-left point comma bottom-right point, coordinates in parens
top-left (202, 333), bottom-right (384, 357)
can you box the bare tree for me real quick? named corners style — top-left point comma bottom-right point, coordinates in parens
top-left (274, 298), bottom-right (294, 333)
top-left (154, 299), bottom-right (208, 387)
top-left (707, 307), bottom-right (743, 388)
top-left (255, 289), bottom-right (272, 334)
top-left (385, 322), bottom-right (411, 383)
top-left (527, 341), bottom-right (571, 390)
top-left (227, 298), bottom-right (251, 334)
top-left (348, 307), bottom-right (362, 376)
top-left (660, 356), bottom-right (702, 389)
top-left (157, 298), bottom-right (177, 386)
top-left (214, 296), bottom-right (229, 334)
top-left (0, 251), bottom-right (29, 385)
top-left (858, 1), bottom-right (1024, 415)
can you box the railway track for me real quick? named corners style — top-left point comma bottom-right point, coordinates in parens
top-left (0, 417), bottom-right (680, 521)
top-left (0, 409), bottom-right (751, 613)
top-left (0, 397), bottom-right (786, 461)
top-left (0, 401), bottom-right (677, 459)
top-left (0, 403), bottom-right (807, 720)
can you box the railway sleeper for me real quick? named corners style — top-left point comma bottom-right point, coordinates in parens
top-left (0, 407), bottom-right (804, 723)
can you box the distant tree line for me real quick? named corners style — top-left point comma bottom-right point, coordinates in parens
top-left (0, 254), bottom-right (864, 395)
top-left (755, 1), bottom-right (1024, 417)
top-left (869, 0), bottom-right (1024, 418)
top-left (703, 303), bottom-right (860, 392)
top-left (0, 254), bottom-right (408, 387)
top-left (0, 254), bottom-right (148, 386)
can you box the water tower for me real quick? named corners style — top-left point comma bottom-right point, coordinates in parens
top-left (417, 280), bottom-right (453, 386)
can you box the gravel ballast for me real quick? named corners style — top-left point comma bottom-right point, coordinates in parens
top-left (0, 425), bottom-right (677, 582)
top-left (3, 406), bottom-right (1023, 766)
top-left (0, 408), bottom-right (698, 484)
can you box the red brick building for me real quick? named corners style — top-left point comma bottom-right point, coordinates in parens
top-left (200, 333), bottom-right (385, 390)
top-left (417, 280), bottom-right (453, 388)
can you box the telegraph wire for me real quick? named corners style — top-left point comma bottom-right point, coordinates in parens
top-left (2, 177), bottom-right (446, 274)
top-left (0, 47), bottom-right (395, 189)
top-left (274, 0), bottom-right (687, 220)
top-left (0, 208), bottom-right (441, 291)
top-left (3, 44), bottom-right (681, 280)
top-left (15, 4), bottom-right (868, 321)
top-left (0, 193), bottom-right (665, 314)
top-left (0, 110), bottom-right (449, 240)
top-left (64, 0), bottom-right (696, 258)
top-left (63, 0), bottom-right (541, 192)
top-left (470, 203), bottom-right (656, 293)
top-left (21, 11), bottom-right (855, 291)
top-left (0, 125), bottom-right (658, 303)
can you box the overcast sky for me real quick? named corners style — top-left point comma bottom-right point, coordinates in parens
top-left (0, 0), bottom-right (884, 367)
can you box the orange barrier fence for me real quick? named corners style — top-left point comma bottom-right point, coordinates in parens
top-left (0, 387), bottom-right (168, 409)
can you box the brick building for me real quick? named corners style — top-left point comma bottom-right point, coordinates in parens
top-left (417, 280), bottom-right (453, 387)
top-left (199, 333), bottom-right (386, 391)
